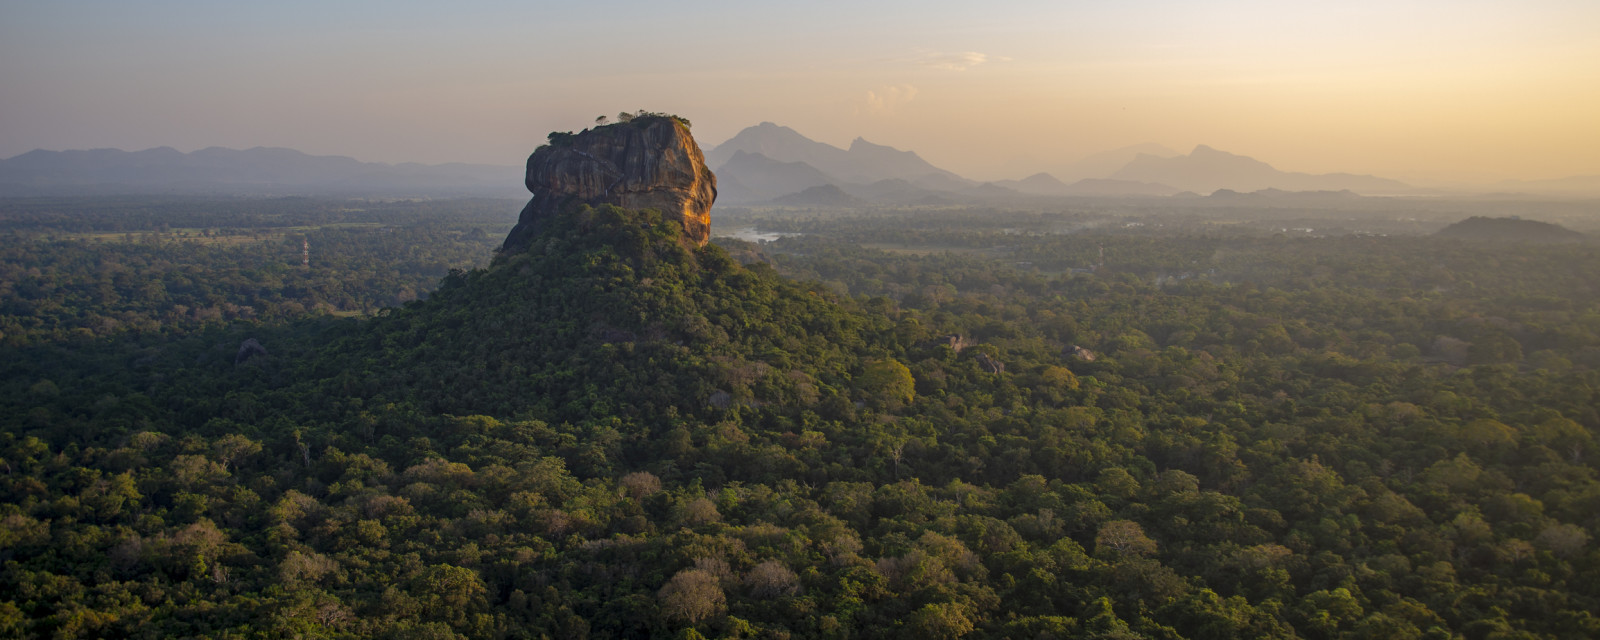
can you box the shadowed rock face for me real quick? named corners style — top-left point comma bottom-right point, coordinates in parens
top-left (501, 117), bottom-right (716, 253)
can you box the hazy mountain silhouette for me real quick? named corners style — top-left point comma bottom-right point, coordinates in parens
top-left (714, 151), bottom-right (836, 203)
top-left (1058, 143), bottom-right (1180, 181)
top-left (1005, 172), bottom-right (1070, 193)
top-left (707, 122), bottom-right (967, 186)
top-left (993, 173), bottom-right (1180, 197)
top-left (844, 137), bottom-right (970, 185)
top-left (964, 182), bottom-right (1023, 199)
top-left (1111, 145), bottom-right (1412, 194)
top-left (704, 123), bottom-right (839, 173)
top-left (0, 146), bottom-right (523, 197)
top-left (769, 184), bottom-right (861, 206)
top-left (839, 178), bottom-right (928, 202)
top-left (1064, 178), bottom-right (1182, 197)
top-left (906, 171), bottom-right (979, 192)
top-left (5, 133), bottom-right (1448, 202)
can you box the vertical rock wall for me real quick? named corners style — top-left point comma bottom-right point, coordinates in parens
top-left (501, 116), bottom-right (716, 253)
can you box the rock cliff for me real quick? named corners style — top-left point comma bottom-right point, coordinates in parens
top-left (501, 116), bottom-right (716, 253)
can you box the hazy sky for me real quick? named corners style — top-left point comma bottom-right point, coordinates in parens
top-left (3, 0), bottom-right (1597, 182)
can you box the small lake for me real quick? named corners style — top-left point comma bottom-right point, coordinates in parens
top-left (715, 227), bottom-right (803, 243)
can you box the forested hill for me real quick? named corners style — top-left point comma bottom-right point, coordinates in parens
top-left (2, 198), bottom-right (1599, 639)
top-left (1435, 216), bottom-right (1584, 242)
top-left (301, 203), bottom-right (890, 433)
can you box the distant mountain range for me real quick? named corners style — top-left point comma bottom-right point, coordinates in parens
top-left (1110, 145), bottom-right (1415, 194)
top-left (705, 124), bottom-right (1433, 205)
top-left (771, 184), bottom-right (860, 207)
top-left (706, 122), bottom-right (967, 187)
top-left (705, 122), bottom-right (987, 203)
top-left (713, 150), bottom-right (838, 204)
top-left (10, 130), bottom-right (1593, 203)
top-left (707, 124), bottom-right (1186, 204)
top-left (0, 146), bottom-right (524, 197)
top-left (1051, 143), bottom-right (1180, 182)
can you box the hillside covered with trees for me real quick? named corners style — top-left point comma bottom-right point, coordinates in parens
top-left (1, 198), bottom-right (1598, 639)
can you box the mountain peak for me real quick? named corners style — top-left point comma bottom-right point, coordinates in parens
top-left (848, 137), bottom-right (912, 155)
top-left (709, 123), bottom-right (965, 186)
top-left (733, 121), bottom-right (808, 142)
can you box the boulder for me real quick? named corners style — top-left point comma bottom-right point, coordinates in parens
top-left (235, 338), bottom-right (268, 365)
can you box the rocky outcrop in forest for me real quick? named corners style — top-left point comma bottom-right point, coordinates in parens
top-left (501, 115), bottom-right (717, 253)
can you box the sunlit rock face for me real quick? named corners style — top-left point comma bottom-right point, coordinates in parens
top-left (502, 116), bottom-right (716, 253)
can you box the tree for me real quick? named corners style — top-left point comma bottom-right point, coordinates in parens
top-left (212, 434), bottom-right (261, 472)
top-left (906, 603), bottom-right (974, 640)
top-left (745, 560), bottom-right (800, 598)
top-left (1095, 520), bottom-right (1157, 558)
top-left (1530, 417), bottom-right (1593, 463)
top-left (1296, 588), bottom-right (1364, 638)
top-left (659, 569), bottom-right (725, 624)
top-left (859, 358), bottom-right (915, 409)
top-left (1096, 467), bottom-right (1141, 499)
top-left (412, 564), bottom-right (487, 625)
top-left (681, 497), bottom-right (720, 526)
top-left (1535, 523), bottom-right (1589, 557)
top-left (1040, 365), bottom-right (1079, 391)
top-left (1459, 419), bottom-right (1516, 456)
top-left (279, 549), bottom-right (339, 586)
top-left (620, 471), bottom-right (662, 499)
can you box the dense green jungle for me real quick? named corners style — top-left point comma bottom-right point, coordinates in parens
top-left (2, 195), bottom-right (1599, 639)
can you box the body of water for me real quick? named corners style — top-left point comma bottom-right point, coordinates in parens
top-left (715, 227), bottom-right (803, 243)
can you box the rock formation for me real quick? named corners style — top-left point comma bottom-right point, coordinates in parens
top-left (975, 352), bottom-right (1005, 375)
top-left (235, 338), bottom-right (268, 365)
top-left (501, 116), bottom-right (716, 253)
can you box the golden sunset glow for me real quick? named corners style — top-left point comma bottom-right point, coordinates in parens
top-left (3, 1), bottom-right (1597, 183)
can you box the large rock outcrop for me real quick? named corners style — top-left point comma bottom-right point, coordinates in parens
top-left (501, 116), bottom-right (716, 253)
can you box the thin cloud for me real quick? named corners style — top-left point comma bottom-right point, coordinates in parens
top-left (920, 51), bottom-right (1008, 71)
top-left (864, 85), bottom-right (919, 115)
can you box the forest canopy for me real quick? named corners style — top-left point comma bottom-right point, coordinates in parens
top-left (1, 196), bottom-right (1598, 639)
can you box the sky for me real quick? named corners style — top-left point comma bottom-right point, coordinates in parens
top-left (2, 0), bottom-right (1598, 183)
